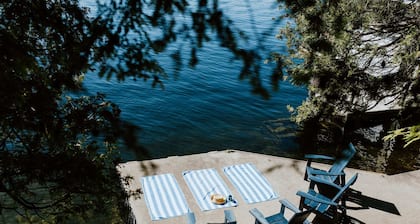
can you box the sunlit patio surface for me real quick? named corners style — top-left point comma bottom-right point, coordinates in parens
top-left (117, 150), bottom-right (420, 224)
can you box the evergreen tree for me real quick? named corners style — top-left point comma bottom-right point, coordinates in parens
top-left (277, 0), bottom-right (419, 145)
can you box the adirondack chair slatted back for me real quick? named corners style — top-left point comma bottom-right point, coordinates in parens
top-left (328, 143), bottom-right (356, 175)
top-left (332, 173), bottom-right (358, 202)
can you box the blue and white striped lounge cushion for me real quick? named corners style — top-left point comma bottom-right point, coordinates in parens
top-left (183, 168), bottom-right (238, 211)
top-left (141, 173), bottom-right (191, 220)
top-left (223, 163), bottom-right (278, 204)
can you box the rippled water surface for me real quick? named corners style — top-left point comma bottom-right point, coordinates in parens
top-left (80, 0), bottom-right (308, 160)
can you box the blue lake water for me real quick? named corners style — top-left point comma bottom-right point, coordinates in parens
top-left (80, 0), bottom-right (308, 160)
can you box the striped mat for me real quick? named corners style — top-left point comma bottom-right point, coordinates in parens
top-left (141, 173), bottom-right (190, 220)
top-left (223, 163), bottom-right (278, 204)
top-left (183, 168), bottom-right (238, 211)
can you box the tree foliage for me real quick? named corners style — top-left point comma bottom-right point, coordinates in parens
top-left (0, 0), bottom-right (270, 222)
top-left (384, 124), bottom-right (420, 148)
top-left (278, 0), bottom-right (419, 144)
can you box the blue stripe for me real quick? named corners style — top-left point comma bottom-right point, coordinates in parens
top-left (183, 168), bottom-right (237, 211)
top-left (168, 174), bottom-right (190, 215)
top-left (156, 175), bottom-right (173, 217)
top-left (225, 166), bottom-right (253, 202)
top-left (141, 174), bottom-right (190, 220)
top-left (143, 175), bottom-right (165, 219)
top-left (243, 163), bottom-right (276, 200)
top-left (235, 165), bottom-right (260, 202)
top-left (223, 163), bottom-right (278, 204)
top-left (193, 170), bottom-right (212, 210)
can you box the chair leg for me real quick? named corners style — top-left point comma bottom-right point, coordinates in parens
top-left (309, 180), bottom-right (316, 190)
top-left (186, 212), bottom-right (196, 224)
top-left (299, 197), bottom-right (305, 210)
top-left (224, 210), bottom-right (236, 224)
top-left (339, 174), bottom-right (346, 186)
top-left (304, 160), bottom-right (312, 181)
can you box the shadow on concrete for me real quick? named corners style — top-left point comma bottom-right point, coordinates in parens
top-left (309, 188), bottom-right (400, 224)
top-left (138, 161), bottom-right (158, 177)
top-left (340, 215), bottom-right (366, 224)
top-left (264, 160), bottom-right (302, 175)
top-left (346, 188), bottom-right (400, 216)
top-left (264, 164), bottom-right (284, 173)
top-left (312, 213), bottom-right (366, 224)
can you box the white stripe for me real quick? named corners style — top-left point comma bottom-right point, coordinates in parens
top-left (145, 176), bottom-right (163, 219)
top-left (228, 166), bottom-right (253, 202)
top-left (191, 169), bottom-right (214, 210)
top-left (200, 170), bottom-right (217, 210)
top-left (156, 175), bottom-right (174, 218)
top-left (224, 163), bottom-right (278, 204)
top-left (235, 164), bottom-right (268, 203)
top-left (141, 174), bottom-right (190, 220)
top-left (209, 170), bottom-right (231, 199)
top-left (161, 175), bottom-right (177, 216)
top-left (160, 174), bottom-right (177, 217)
top-left (168, 175), bottom-right (190, 214)
top-left (185, 170), bottom-right (209, 210)
top-left (142, 176), bottom-right (164, 219)
top-left (183, 168), bottom-right (237, 211)
top-left (240, 164), bottom-right (277, 202)
top-left (192, 170), bottom-right (212, 210)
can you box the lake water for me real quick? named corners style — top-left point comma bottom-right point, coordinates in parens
top-left (80, 0), bottom-right (308, 160)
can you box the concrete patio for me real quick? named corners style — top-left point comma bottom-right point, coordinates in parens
top-left (117, 150), bottom-right (420, 224)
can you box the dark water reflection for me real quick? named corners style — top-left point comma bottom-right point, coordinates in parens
top-left (80, 0), bottom-right (308, 160)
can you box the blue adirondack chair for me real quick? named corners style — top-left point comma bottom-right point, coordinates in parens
top-left (304, 143), bottom-right (356, 186)
top-left (249, 199), bottom-right (313, 224)
top-left (298, 173), bottom-right (358, 221)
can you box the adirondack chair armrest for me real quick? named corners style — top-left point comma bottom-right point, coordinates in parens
top-left (308, 175), bottom-right (342, 190)
top-left (304, 154), bottom-right (336, 161)
top-left (249, 208), bottom-right (270, 224)
top-left (279, 199), bottom-right (301, 214)
top-left (296, 191), bottom-right (338, 206)
top-left (308, 169), bottom-right (345, 177)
